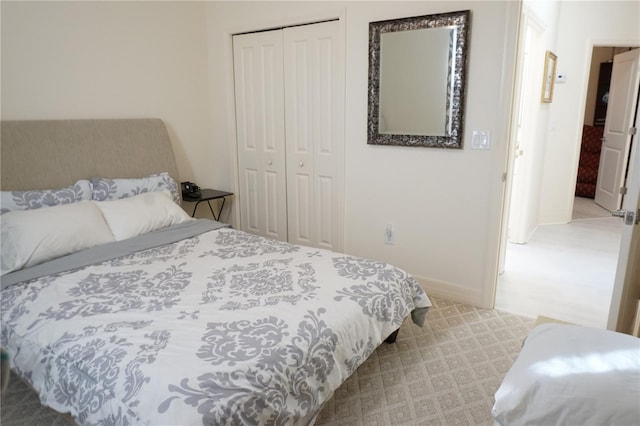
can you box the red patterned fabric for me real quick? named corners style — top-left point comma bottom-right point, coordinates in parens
top-left (575, 125), bottom-right (604, 198)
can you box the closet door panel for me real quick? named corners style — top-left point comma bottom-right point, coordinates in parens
top-left (284, 21), bottom-right (343, 251)
top-left (233, 30), bottom-right (288, 241)
top-left (314, 29), bottom-right (341, 250)
top-left (290, 40), bottom-right (311, 153)
top-left (243, 169), bottom-right (260, 234)
top-left (265, 171), bottom-right (283, 237)
top-left (293, 174), bottom-right (312, 243)
top-left (285, 35), bottom-right (314, 246)
top-left (318, 175), bottom-right (334, 246)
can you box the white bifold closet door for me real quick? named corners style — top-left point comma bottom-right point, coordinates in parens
top-left (233, 21), bottom-right (344, 251)
top-left (233, 30), bottom-right (288, 242)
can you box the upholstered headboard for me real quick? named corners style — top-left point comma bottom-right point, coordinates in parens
top-left (0, 119), bottom-right (180, 191)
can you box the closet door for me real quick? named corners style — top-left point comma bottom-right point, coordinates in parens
top-left (284, 21), bottom-right (344, 251)
top-left (233, 30), bottom-right (288, 241)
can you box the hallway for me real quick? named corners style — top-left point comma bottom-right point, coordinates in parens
top-left (496, 198), bottom-right (622, 328)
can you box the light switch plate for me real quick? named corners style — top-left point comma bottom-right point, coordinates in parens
top-left (471, 130), bottom-right (491, 150)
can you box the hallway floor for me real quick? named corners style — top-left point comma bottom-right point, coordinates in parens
top-left (496, 198), bottom-right (623, 329)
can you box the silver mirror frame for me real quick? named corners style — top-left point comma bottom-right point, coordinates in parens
top-left (367, 10), bottom-right (470, 149)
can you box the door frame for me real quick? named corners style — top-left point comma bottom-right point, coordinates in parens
top-left (607, 55), bottom-right (640, 332)
top-left (498, 5), bottom-right (545, 273)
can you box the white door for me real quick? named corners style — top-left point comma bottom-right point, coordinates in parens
top-left (506, 18), bottom-right (543, 246)
top-left (607, 98), bottom-right (640, 334)
top-left (233, 30), bottom-right (288, 241)
top-left (595, 49), bottom-right (640, 211)
top-left (233, 21), bottom-right (344, 250)
top-left (283, 21), bottom-right (344, 251)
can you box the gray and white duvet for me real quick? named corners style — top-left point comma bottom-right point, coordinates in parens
top-left (1, 220), bottom-right (431, 425)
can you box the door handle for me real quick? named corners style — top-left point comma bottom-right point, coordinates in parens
top-left (611, 209), bottom-right (626, 218)
top-left (612, 209), bottom-right (639, 225)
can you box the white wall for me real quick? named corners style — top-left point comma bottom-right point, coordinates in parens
top-left (538, 0), bottom-right (640, 224)
top-left (206, 1), bottom-right (520, 307)
top-left (1, 1), bottom-right (520, 308)
top-left (1, 1), bottom-right (214, 189)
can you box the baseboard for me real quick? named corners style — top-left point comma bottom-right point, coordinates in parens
top-left (414, 275), bottom-right (485, 308)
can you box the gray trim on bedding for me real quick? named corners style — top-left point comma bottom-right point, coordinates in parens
top-left (411, 306), bottom-right (429, 326)
top-left (0, 219), bottom-right (229, 290)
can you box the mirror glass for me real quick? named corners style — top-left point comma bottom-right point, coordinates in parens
top-left (368, 10), bottom-right (470, 148)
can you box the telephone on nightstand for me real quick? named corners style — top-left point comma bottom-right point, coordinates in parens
top-left (181, 181), bottom-right (201, 200)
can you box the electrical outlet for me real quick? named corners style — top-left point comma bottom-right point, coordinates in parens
top-left (384, 223), bottom-right (395, 245)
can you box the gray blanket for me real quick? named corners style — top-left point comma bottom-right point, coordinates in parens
top-left (1, 219), bottom-right (229, 290)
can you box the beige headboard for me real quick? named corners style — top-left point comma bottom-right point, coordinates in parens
top-left (0, 119), bottom-right (180, 191)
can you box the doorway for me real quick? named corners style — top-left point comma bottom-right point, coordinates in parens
top-left (496, 38), bottom-right (630, 327)
top-left (578, 46), bottom-right (636, 215)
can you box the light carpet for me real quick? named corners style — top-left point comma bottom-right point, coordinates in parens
top-left (0, 297), bottom-right (535, 425)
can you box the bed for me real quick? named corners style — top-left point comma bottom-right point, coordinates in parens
top-left (0, 119), bottom-right (431, 425)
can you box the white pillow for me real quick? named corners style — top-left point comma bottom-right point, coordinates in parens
top-left (492, 323), bottom-right (640, 426)
top-left (95, 191), bottom-right (192, 241)
top-left (1, 200), bottom-right (115, 274)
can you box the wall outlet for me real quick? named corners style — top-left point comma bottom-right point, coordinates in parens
top-left (384, 223), bottom-right (395, 245)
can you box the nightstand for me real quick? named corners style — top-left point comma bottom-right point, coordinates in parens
top-left (184, 189), bottom-right (233, 222)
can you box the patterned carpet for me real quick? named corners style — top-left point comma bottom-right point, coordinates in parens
top-left (0, 297), bottom-right (535, 425)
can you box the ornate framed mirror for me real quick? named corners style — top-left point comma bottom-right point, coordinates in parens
top-left (367, 10), bottom-right (470, 148)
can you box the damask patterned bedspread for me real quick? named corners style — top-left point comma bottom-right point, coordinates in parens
top-left (1, 225), bottom-right (431, 425)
